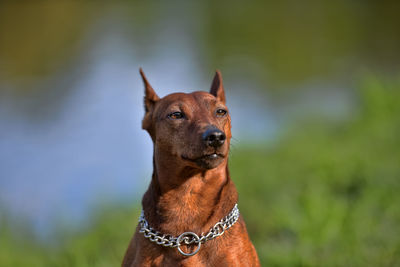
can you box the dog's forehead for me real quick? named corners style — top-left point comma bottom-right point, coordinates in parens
top-left (159, 91), bottom-right (217, 107)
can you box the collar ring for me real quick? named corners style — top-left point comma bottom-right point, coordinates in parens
top-left (176, 232), bottom-right (201, 256)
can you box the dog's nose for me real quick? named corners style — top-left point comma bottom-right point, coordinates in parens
top-left (203, 128), bottom-right (226, 147)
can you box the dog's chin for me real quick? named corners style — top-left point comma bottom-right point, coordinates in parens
top-left (182, 153), bottom-right (225, 170)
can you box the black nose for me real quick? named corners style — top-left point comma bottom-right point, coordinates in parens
top-left (203, 127), bottom-right (226, 147)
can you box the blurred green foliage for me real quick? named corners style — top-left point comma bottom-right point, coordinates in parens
top-left (1, 1), bottom-right (399, 91)
top-left (206, 1), bottom-right (400, 87)
top-left (232, 77), bottom-right (400, 266)
top-left (0, 2), bottom-right (101, 87)
top-left (1, 77), bottom-right (399, 266)
top-left (0, 206), bottom-right (141, 266)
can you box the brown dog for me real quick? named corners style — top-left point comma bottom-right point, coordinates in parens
top-left (122, 69), bottom-right (260, 266)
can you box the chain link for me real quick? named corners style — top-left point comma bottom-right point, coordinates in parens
top-left (138, 204), bottom-right (239, 254)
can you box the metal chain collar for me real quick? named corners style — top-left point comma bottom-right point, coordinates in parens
top-left (138, 204), bottom-right (239, 256)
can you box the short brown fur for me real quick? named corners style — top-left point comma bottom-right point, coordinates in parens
top-left (122, 69), bottom-right (260, 266)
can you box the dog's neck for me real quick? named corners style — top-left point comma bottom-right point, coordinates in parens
top-left (141, 152), bottom-right (238, 237)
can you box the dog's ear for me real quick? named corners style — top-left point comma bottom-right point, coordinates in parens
top-left (140, 68), bottom-right (159, 112)
top-left (140, 68), bottom-right (159, 131)
top-left (210, 70), bottom-right (226, 103)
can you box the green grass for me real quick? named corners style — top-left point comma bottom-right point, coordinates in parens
top-left (231, 77), bottom-right (400, 266)
top-left (0, 206), bottom-right (141, 266)
top-left (1, 77), bottom-right (400, 266)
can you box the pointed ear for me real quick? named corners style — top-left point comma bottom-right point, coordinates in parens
top-left (140, 68), bottom-right (159, 112)
top-left (139, 68), bottom-right (159, 131)
top-left (210, 70), bottom-right (226, 103)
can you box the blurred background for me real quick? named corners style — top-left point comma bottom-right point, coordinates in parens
top-left (0, 1), bottom-right (399, 266)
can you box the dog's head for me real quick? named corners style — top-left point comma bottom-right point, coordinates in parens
top-left (140, 69), bottom-right (231, 170)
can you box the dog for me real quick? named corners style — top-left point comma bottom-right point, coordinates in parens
top-left (122, 69), bottom-right (260, 266)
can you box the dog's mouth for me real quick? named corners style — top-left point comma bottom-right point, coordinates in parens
top-left (182, 153), bottom-right (224, 161)
top-left (181, 153), bottom-right (226, 169)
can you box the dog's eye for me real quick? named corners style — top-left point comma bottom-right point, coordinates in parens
top-left (168, 111), bottom-right (185, 120)
top-left (215, 109), bottom-right (227, 117)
